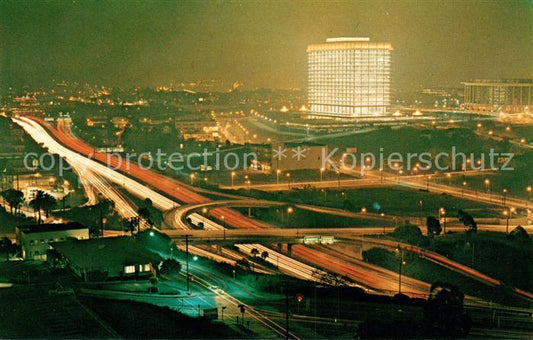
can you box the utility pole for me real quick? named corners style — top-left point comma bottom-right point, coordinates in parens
top-left (186, 234), bottom-right (190, 294)
top-left (398, 247), bottom-right (404, 294)
top-left (285, 281), bottom-right (289, 339)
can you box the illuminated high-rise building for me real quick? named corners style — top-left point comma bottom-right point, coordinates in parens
top-left (307, 37), bottom-right (393, 118)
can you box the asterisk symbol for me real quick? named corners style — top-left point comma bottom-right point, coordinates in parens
top-left (273, 146), bottom-right (287, 160)
top-left (292, 146), bottom-right (308, 161)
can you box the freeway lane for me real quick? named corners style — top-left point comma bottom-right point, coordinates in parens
top-left (20, 115), bottom-right (533, 303)
top-left (17, 116), bottom-right (371, 289)
top-left (348, 236), bottom-right (533, 301)
top-left (14, 117), bottom-right (296, 339)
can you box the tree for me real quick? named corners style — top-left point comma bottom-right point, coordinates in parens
top-left (127, 216), bottom-right (140, 236)
top-left (457, 210), bottom-right (477, 233)
top-left (137, 207), bottom-right (154, 227)
top-left (159, 258), bottom-right (182, 276)
top-left (261, 251), bottom-right (269, 260)
top-left (41, 192), bottom-right (56, 218)
top-left (138, 207), bottom-right (150, 220)
top-left (29, 190), bottom-right (46, 223)
top-left (391, 225), bottom-right (428, 246)
top-left (251, 248), bottom-right (259, 257)
top-left (508, 225), bottom-right (531, 244)
top-left (426, 216), bottom-right (442, 237)
top-left (236, 258), bottom-right (250, 269)
top-left (424, 281), bottom-right (471, 336)
top-left (0, 237), bottom-right (14, 260)
top-left (1, 188), bottom-right (24, 214)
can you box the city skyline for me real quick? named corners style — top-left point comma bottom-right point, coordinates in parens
top-left (1, 0), bottom-right (532, 91)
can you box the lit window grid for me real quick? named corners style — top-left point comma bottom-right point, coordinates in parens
top-left (308, 48), bottom-right (391, 117)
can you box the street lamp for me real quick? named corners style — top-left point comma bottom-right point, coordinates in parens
top-left (189, 173), bottom-right (195, 185)
top-left (361, 207), bottom-right (367, 213)
top-left (286, 172), bottom-right (291, 189)
top-left (462, 181), bottom-right (467, 197)
top-left (320, 167), bottom-right (325, 182)
top-left (502, 188), bottom-right (508, 207)
top-left (276, 169), bottom-right (281, 184)
top-left (503, 209), bottom-right (510, 233)
top-left (336, 170), bottom-right (340, 187)
top-left (396, 245), bottom-right (406, 294)
top-left (231, 171), bottom-right (236, 187)
top-left (527, 186), bottom-right (532, 207)
top-left (287, 206), bottom-right (293, 224)
top-left (484, 179), bottom-right (491, 201)
top-left (202, 207), bottom-right (208, 223)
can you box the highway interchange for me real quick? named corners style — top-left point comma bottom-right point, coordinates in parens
top-left (12, 114), bottom-right (533, 338)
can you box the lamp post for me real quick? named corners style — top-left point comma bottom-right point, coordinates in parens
top-left (503, 209), bottom-right (510, 234)
top-left (231, 171), bottom-right (235, 187)
top-left (396, 245), bottom-right (405, 294)
top-left (286, 173), bottom-right (291, 189)
top-left (320, 167), bottom-right (324, 182)
top-left (484, 179), bottom-right (491, 202)
top-left (502, 188), bottom-right (508, 207)
top-left (527, 186), bottom-right (531, 208)
top-left (462, 181), bottom-right (467, 197)
top-left (202, 207), bottom-right (207, 223)
top-left (336, 170), bottom-right (340, 188)
top-left (189, 173), bottom-right (195, 185)
top-left (276, 169), bottom-right (281, 184)
top-left (379, 168), bottom-right (383, 183)
top-left (185, 234), bottom-right (191, 294)
top-left (287, 206), bottom-right (293, 225)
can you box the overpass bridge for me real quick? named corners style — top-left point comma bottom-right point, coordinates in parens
top-left (161, 227), bottom-right (393, 245)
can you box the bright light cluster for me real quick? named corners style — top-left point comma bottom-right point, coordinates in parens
top-left (307, 38), bottom-right (392, 117)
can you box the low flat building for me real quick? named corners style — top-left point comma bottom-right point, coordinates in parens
top-left (16, 222), bottom-right (89, 260)
top-left (50, 237), bottom-right (163, 282)
top-left (462, 79), bottom-right (532, 114)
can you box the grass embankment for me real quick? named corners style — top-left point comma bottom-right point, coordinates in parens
top-left (364, 226), bottom-right (532, 306)
top-left (82, 298), bottom-right (239, 339)
top-left (221, 186), bottom-right (501, 229)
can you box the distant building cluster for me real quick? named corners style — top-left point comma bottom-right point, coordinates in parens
top-left (462, 79), bottom-right (532, 114)
top-left (307, 37), bottom-right (392, 118)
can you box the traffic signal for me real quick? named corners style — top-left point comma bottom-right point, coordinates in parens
top-left (297, 294), bottom-right (303, 302)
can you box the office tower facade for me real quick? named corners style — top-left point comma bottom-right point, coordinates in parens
top-left (462, 79), bottom-right (532, 114)
top-left (307, 37), bottom-right (393, 118)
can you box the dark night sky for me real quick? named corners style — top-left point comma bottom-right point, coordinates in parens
top-left (1, 0), bottom-right (532, 90)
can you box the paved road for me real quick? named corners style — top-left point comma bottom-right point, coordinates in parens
top-left (19, 115), bottom-right (533, 305)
